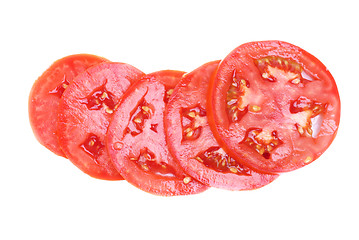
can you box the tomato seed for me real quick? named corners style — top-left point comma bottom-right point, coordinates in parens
top-left (183, 177), bottom-right (191, 184)
top-left (113, 142), bottom-right (123, 150)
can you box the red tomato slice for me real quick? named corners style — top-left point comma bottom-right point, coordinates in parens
top-left (29, 54), bottom-right (108, 157)
top-left (106, 70), bottom-right (209, 196)
top-left (208, 41), bottom-right (341, 173)
top-left (57, 62), bottom-right (145, 180)
top-left (165, 61), bottom-right (278, 190)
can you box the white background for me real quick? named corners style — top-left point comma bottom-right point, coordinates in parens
top-left (1, 0), bottom-right (358, 239)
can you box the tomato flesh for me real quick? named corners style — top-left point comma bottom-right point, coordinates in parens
top-left (29, 54), bottom-right (108, 157)
top-left (57, 62), bottom-right (145, 180)
top-left (107, 70), bottom-right (208, 196)
top-left (207, 41), bottom-right (341, 173)
top-left (165, 61), bottom-right (278, 190)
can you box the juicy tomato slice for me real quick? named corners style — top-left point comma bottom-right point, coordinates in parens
top-left (57, 62), bottom-right (145, 180)
top-left (165, 61), bottom-right (278, 190)
top-left (29, 54), bottom-right (108, 157)
top-left (106, 70), bottom-right (209, 196)
top-left (208, 41), bottom-right (341, 173)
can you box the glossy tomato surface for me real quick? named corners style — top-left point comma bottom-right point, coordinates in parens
top-left (57, 62), bottom-right (145, 180)
top-left (165, 61), bottom-right (278, 190)
top-left (208, 41), bottom-right (340, 173)
top-left (107, 70), bottom-right (208, 196)
top-left (29, 54), bottom-right (108, 157)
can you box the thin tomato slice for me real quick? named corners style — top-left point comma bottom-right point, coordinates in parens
top-left (29, 54), bottom-right (108, 157)
top-left (57, 62), bottom-right (145, 180)
top-left (208, 41), bottom-right (340, 173)
top-left (107, 70), bottom-right (208, 196)
top-left (165, 61), bottom-right (278, 190)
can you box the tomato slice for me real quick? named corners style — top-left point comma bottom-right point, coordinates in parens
top-left (29, 54), bottom-right (108, 157)
top-left (57, 62), bottom-right (145, 180)
top-left (208, 41), bottom-right (341, 173)
top-left (165, 61), bottom-right (278, 190)
top-left (106, 70), bottom-right (209, 195)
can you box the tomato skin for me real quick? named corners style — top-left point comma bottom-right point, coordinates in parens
top-left (165, 61), bottom-right (278, 190)
top-left (207, 41), bottom-right (341, 174)
top-left (29, 54), bottom-right (108, 157)
top-left (57, 62), bottom-right (145, 180)
top-left (107, 70), bottom-right (209, 196)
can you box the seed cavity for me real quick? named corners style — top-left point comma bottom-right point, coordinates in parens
top-left (49, 76), bottom-right (70, 98)
top-left (226, 72), bottom-right (250, 123)
top-left (129, 148), bottom-right (179, 178)
top-left (254, 56), bottom-right (311, 85)
top-left (290, 96), bottom-right (327, 137)
top-left (181, 106), bottom-right (207, 142)
top-left (79, 81), bottom-right (116, 113)
top-left (125, 97), bottom-right (154, 136)
top-left (80, 134), bottom-right (104, 163)
top-left (194, 146), bottom-right (251, 175)
top-left (241, 128), bottom-right (283, 160)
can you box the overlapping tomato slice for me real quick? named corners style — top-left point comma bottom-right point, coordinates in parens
top-left (165, 61), bottom-right (278, 190)
top-left (106, 70), bottom-right (209, 196)
top-left (207, 41), bottom-right (340, 173)
top-left (29, 41), bottom-right (341, 195)
top-left (29, 54), bottom-right (108, 157)
top-left (57, 62), bottom-right (145, 180)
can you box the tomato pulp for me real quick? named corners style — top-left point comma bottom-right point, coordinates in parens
top-left (208, 41), bottom-right (340, 173)
top-left (29, 54), bottom-right (108, 157)
top-left (57, 62), bottom-right (145, 180)
top-left (165, 61), bottom-right (278, 190)
top-left (107, 70), bottom-right (209, 196)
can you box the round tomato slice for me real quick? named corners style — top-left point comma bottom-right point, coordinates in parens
top-left (29, 54), bottom-right (108, 157)
top-left (208, 41), bottom-right (341, 173)
top-left (106, 70), bottom-right (209, 196)
top-left (165, 61), bottom-right (278, 190)
top-left (57, 62), bottom-right (145, 180)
